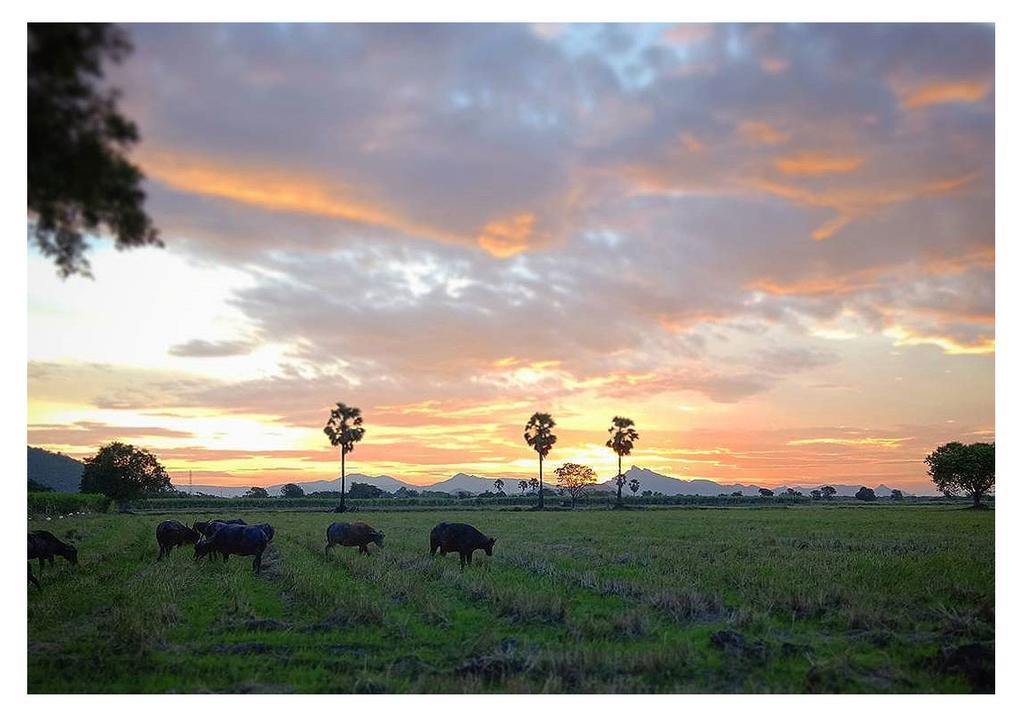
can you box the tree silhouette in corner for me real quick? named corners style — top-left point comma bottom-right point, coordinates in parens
top-left (28, 23), bottom-right (160, 277)
top-left (925, 441), bottom-right (995, 508)
top-left (524, 413), bottom-right (557, 510)
top-left (323, 403), bottom-right (365, 513)
top-left (606, 416), bottom-right (639, 507)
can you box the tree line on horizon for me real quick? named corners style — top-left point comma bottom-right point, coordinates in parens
top-left (49, 404), bottom-right (995, 510)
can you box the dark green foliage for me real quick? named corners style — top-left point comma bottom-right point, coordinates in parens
top-left (347, 482), bottom-right (385, 499)
top-left (27, 23), bottom-right (160, 277)
top-left (28, 491), bottom-right (110, 517)
top-left (891, 489), bottom-right (904, 501)
top-left (821, 486), bottom-right (837, 500)
top-left (79, 442), bottom-right (172, 506)
top-left (855, 487), bottom-right (877, 501)
top-left (243, 486), bottom-right (268, 499)
top-left (28, 479), bottom-right (53, 492)
top-left (924, 442), bottom-right (995, 507)
top-left (759, 488), bottom-right (774, 497)
top-left (280, 483), bottom-right (305, 498)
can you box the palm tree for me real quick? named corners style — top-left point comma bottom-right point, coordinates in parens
top-left (518, 479), bottom-right (529, 495)
top-left (524, 413), bottom-right (557, 510)
top-left (323, 402), bottom-right (365, 513)
top-left (494, 478), bottom-right (505, 494)
top-left (606, 416), bottom-right (639, 507)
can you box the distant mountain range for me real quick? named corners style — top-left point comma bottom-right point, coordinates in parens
top-left (594, 466), bottom-right (895, 497)
top-left (28, 446), bottom-right (84, 492)
top-left (27, 445), bottom-right (909, 498)
top-left (168, 463), bottom-right (904, 498)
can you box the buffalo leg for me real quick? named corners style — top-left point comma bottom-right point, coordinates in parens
top-left (28, 563), bottom-right (40, 589)
top-left (253, 551), bottom-right (263, 575)
top-left (324, 542), bottom-right (332, 559)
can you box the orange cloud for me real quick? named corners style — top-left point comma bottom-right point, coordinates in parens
top-left (141, 151), bottom-right (396, 227)
top-left (883, 326), bottom-right (994, 355)
top-left (749, 272), bottom-right (880, 297)
top-left (787, 436), bottom-right (910, 448)
top-left (663, 24), bottom-right (714, 45)
top-left (477, 213), bottom-right (537, 258)
top-left (760, 56), bottom-right (790, 74)
top-left (747, 172), bottom-right (977, 240)
top-left (899, 79), bottom-right (991, 109)
top-left (736, 121), bottom-right (789, 146)
top-left (681, 132), bottom-right (705, 153)
top-left (774, 152), bottom-right (865, 176)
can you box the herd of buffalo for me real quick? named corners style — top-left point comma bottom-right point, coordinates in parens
top-left (27, 518), bottom-right (497, 588)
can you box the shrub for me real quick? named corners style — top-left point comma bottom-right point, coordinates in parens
top-left (28, 492), bottom-right (110, 517)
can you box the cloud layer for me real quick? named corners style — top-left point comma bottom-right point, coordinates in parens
top-left (27, 24), bottom-right (994, 491)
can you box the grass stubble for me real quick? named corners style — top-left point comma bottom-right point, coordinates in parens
top-left (27, 505), bottom-right (993, 693)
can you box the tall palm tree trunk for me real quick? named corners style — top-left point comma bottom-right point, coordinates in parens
top-left (617, 454), bottom-right (623, 505)
top-left (338, 447), bottom-right (346, 513)
top-left (538, 454), bottom-right (544, 510)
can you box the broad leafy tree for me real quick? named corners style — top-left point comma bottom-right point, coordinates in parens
top-left (524, 413), bottom-right (557, 510)
top-left (80, 441), bottom-right (172, 509)
top-left (925, 441), bottom-right (995, 508)
top-left (759, 488), bottom-right (774, 497)
top-left (890, 489), bottom-right (904, 500)
top-left (281, 483), bottom-right (305, 498)
top-left (606, 416), bottom-right (639, 507)
top-left (820, 485), bottom-right (837, 500)
top-left (243, 486), bottom-right (268, 499)
top-left (855, 486), bottom-right (877, 501)
top-left (553, 462), bottom-right (597, 509)
top-left (28, 23), bottom-right (160, 277)
top-left (810, 489), bottom-right (822, 500)
top-left (323, 402), bottom-right (365, 513)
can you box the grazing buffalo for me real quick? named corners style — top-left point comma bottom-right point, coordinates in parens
top-left (252, 523), bottom-right (275, 542)
top-left (325, 522), bottom-right (384, 556)
top-left (28, 530), bottom-right (78, 570)
top-left (194, 524), bottom-right (269, 575)
top-left (429, 522), bottom-right (495, 569)
top-left (192, 518), bottom-right (246, 538)
top-left (156, 520), bottom-right (201, 560)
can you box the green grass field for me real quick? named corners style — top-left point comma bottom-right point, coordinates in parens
top-left (27, 506), bottom-right (994, 693)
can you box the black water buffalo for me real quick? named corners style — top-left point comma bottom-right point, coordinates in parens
top-left (28, 530), bottom-right (78, 570)
top-left (429, 522), bottom-right (495, 569)
top-left (251, 523), bottom-right (274, 542)
top-left (194, 524), bottom-right (269, 575)
top-left (325, 522), bottom-right (384, 556)
top-left (156, 520), bottom-right (201, 559)
top-left (192, 518), bottom-right (246, 538)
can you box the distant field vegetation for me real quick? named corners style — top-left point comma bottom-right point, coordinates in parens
top-left (28, 492), bottom-right (110, 517)
top-left (28, 505), bottom-right (993, 692)
top-left (126, 492), bottom-right (955, 512)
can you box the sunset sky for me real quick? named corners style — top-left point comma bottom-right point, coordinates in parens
top-left (27, 23), bottom-right (994, 492)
